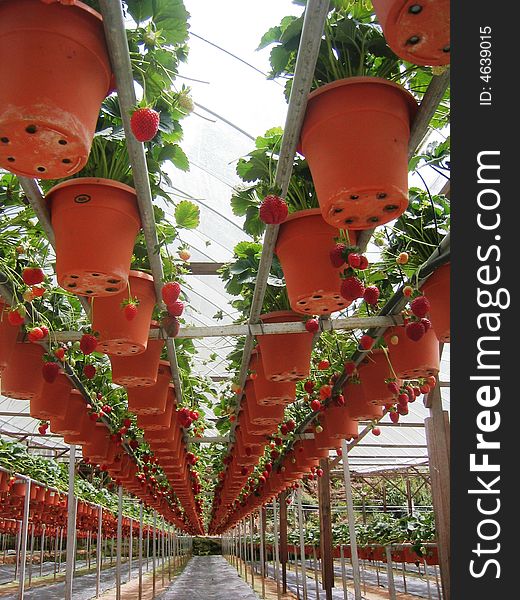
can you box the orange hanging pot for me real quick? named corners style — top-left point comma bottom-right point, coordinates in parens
top-left (0, 300), bottom-right (20, 373)
top-left (298, 77), bottom-right (418, 230)
top-left (275, 210), bottom-right (357, 314)
top-left (384, 326), bottom-right (440, 379)
top-left (0, 0), bottom-right (113, 179)
top-left (249, 348), bottom-right (295, 406)
top-left (1, 342), bottom-right (45, 400)
top-left (420, 263), bottom-right (450, 342)
top-left (30, 372), bottom-right (73, 420)
top-left (137, 385), bottom-right (176, 431)
top-left (244, 381), bottom-right (284, 426)
top-left (314, 405), bottom-right (359, 448)
top-left (63, 410), bottom-right (91, 445)
top-left (126, 360), bottom-right (171, 415)
top-left (46, 178), bottom-right (141, 297)
top-left (342, 380), bottom-right (384, 421)
top-left (358, 349), bottom-right (402, 405)
top-left (371, 0), bottom-right (450, 66)
top-left (256, 311), bottom-right (313, 382)
top-left (110, 322), bottom-right (164, 385)
top-left (49, 390), bottom-right (86, 436)
top-left (93, 271), bottom-right (157, 355)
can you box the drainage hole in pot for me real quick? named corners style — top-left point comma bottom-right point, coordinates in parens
top-left (105, 287), bottom-right (119, 292)
top-left (7, 156), bottom-right (15, 162)
top-left (67, 283), bottom-right (77, 289)
top-left (1, 137), bottom-right (9, 144)
top-left (332, 207), bottom-right (343, 214)
top-left (297, 300), bottom-right (307, 305)
top-left (406, 35), bottom-right (421, 45)
top-left (344, 217), bottom-right (356, 225)
top-left (304, 307), bottom-right (311, 312)
top-left (37, 166), bottom-right (46, 173)
top-left (70, 274), bottom-right (79, 279)
top-left (62, 158), bottom-right (71, 164)
top-left (367, 216), bottom-right (380, 223)
top-left (312, 295), bottom-right (323, 299)
top-left (91, 273), bottom-right (101, 277)
top-left (85, 290), bottom-right (93, 294)
top-left (409, 4), bottom-right (422, 14)
top-left (58, 139), bottom-right (68, 145)
top-left (376, 192), bottom-right (387, 199)
top-left (350, 194), bottom-right (359, 200)
top-left (107, 278), bottom-right (120, 284)
top-left (443, 45), bottom-right (450, 53)
top-left (384, 205), bottom-right (400, 213)
top-left (26, 125), bottom-right (37, 134)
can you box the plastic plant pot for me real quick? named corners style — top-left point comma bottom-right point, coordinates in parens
top-left (1, 342), bottom-right (45, 400)
top-left (384, 326), bottom-right (440, 378)
top-left (420, 262), bottom-right (450, 342)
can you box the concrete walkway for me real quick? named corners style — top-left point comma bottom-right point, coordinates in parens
top-left (158, 555), bottom-right (260, 600)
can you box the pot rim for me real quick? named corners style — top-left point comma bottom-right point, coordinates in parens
top-left (259, 310), bottom-right (304, 323)
top-left (128, 270), bottom-right (154, 283)
top-left (45, 177), bottom-right (136, 201)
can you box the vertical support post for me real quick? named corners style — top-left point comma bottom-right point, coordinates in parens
top-left (138, 503), bottom-right (143, 600)
top-left (64, 446), bottom-right (77, 600)
top-left (279, 490), bottom-right (288, 594)
top-left (243, 518), bottom-right (248, 583)
top-left (258, 509), bottom-right (266, 599)
top-left (312, 546), bottom-right (320, 600)
top-left (318, 458), bottom-right (333, 600)
top-left (53, 527), bottom-right (59, 580)
top-left (385, 546), bottom-right (397, 600)
top-left (28, 523), bottom-right (35, 587)
top-left (18, 478), bottom-right (31, 599)
top-left (39, 525), bottom-right (45, 578)
top-left (340, 545), bottom-right (348, 600)
top-left (116, 485), bottom-right (123, 600)
top-left (272, 499), bottom-right (282, 600)
top-left (425, 369), bottom-right (450, 600)
top-left (341, 440), bottom-right (362, 600)
top-left (152, 511), bottom-right (157, 598)
top-left (14, 520), bottom-right (21, 582)
top-left (406, 478), bottom-right (414, 516)
top-left (249, 514), bottom-right (255, 591)
top-left (423, 559), bottom-right (433, 600)
top-left (129, 518), bottom-right (133, 583)
top-left (297, 487), bottom-right (308, 600)
top-left (161, 517), bottom-right (166, 587)
top-left (146, 524), bottom-right (150, 571)
top-left (96, 506), bottom-right (102, 598)
top-left (58, 527), bottom-right (64, 573)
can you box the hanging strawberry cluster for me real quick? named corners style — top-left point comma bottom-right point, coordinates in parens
top-left (330, 243), bottom-right (381, 307)
top-left (402, 288), bottom-right (432, 341)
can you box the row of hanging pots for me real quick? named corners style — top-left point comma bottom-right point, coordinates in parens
top-left (0, 0), bottom-right (113, 179)
top-left (420, 262), bottom-right (450, 342)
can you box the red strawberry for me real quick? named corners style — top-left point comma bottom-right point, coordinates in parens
top-left (130, 107), bottom-right (160, 142)
top-left (329, 243), bottom-right (346, 267)
top-left (54, 347), bottom-right (66, 361)
top-left (340, 276), bottom-right (365, 300)
top-left (123, 418), bottom-right (132, 428)
top-left (359, 334), bottom-right (374, 350)
top-left (42, 362), bottom-right (59, 383)
top-left (387, 381), bottom-right (400, 395)
top-left (420, 318), bottom-right (432, 331)
top-left (28, 327), bottom-right (44, 343)
top-left (167, 301), bottom-right (184, 317)
top-left (397, 404), bottom-right (409, 415)
top-left (305, 318), bottom-right (319, 333)
top-left (123, 302), bottom-right (138, 321)
top-left (344, 361), bottom-right (357, 375)
top-left (334, 394), bottom-right (345, 406)
top-left (310, 399), bottom-right (322, 412)
top-left (363, 286), bottom-right (380, 305)
top-left (403, 285), bottom-right (413, 297)
top-left (40, 325), bottom-right (49, 338)
top-left (38, 424), bottom-right (48, 435)
top-left (258, 195), bottom-right (288, 224)
top-left (371, 427), bottom-right (381, 436)
top-left (161, 315), bottom-right (180, 337)
top-left (358, 255), bottom-right (369, 270)
top-left (22, 267), bottom-right (44, 286)
top-left (80, 334), bottom-right (98, 355)
top-left (318, 359), bottom-right (330, 370)
top-left (389, 411), bottom-right (400, 424)
top-left (83, 364), bottom-right (96, 379)
top-left (7, 309), bottom-right (25, 326)
top-left (410, 295), bottom-right (431, 318)
top-left (280, 423), bottom-right (288, 435)
top-left (398, 393), bottom-right (409, 405)
top-left (31, 286), bottom-right (45, 298)
top-left (405, 321), bottom-right (426, 341)
top-left (347, 253), bottom-right (362, 268)
top-left (319, 384), bottom-right (332, 400)
top-left (304, 380), bottom-right (314, 393)
top-left (162, 282), bottom-right (181, 305)
top-left (426, 375), bottom-right (437, 387)
top-left (286, 419), bottom-right (296, 432)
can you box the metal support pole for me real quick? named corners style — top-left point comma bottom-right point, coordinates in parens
top-left (116, 485), bottom-right (123, 600)
top-left (258, 509), bottom-right (266, 599)
top-left (28, 523), bottom-right (35, 587)
top-left (385, 546), bottom-right (397, 600)
top-left (294, 549), bottom-right (300, 599)
top-left (340, 545), bottom-right (348, 600)
top-left (423, 559), bottom-right (433, 600)
top-left (242, 519), bottom-right (248, 584)
top-left (249, 514), bottom-right (255, 591)
top-left (341, 439), bottom-right (362, 600)
top-left (279, 491), bottom-right (288, 594)
top-left (312, 546), bottom-right (320, 600)
top-left (65, 445), bottom-right (77, 600)
top-left (152, 512), bottom-right (157, 597)
top-left (18, 481), bottom-right (31, 598)
top-left (272, 499), bottom-right (282, 600)
top-left (146, 524), bottom-right (150, 571)
top-left (14, 521), bottom-right (21, 581)
top-left (58, 528), bottom-right (64, 573)
top-left (53, 528), bottom-right (59, 581)
top-left (96, 507), bottom-right (102, 598)
top-left (129, 518), bottom-right (133, 583)
top-left (297, 487), bottom-right (308, 600)
top-left (138, 503), bottom-right (143, 600)
top-left (318, 458), bottom-right (333, 600)
top-left (39, 526), bottom-right (45, 578)
top-left (402, 561), bottom-right (408, 594)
